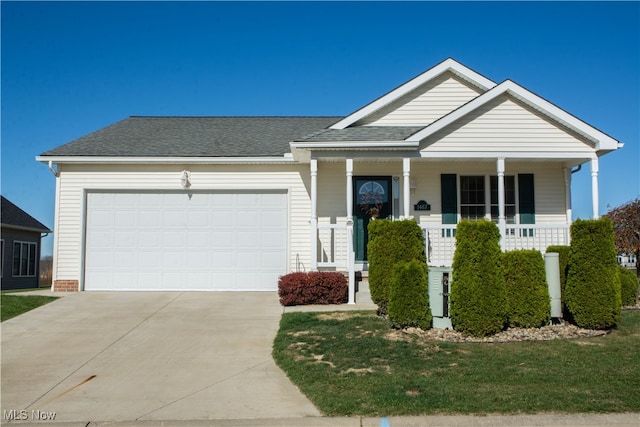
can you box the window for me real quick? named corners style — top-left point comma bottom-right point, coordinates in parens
top-left (460, 176), bottom-right (485, 220)
top-left (490, 176), bottom-right (516, 224)
top-left (12, 241), bottom-right (37, 277)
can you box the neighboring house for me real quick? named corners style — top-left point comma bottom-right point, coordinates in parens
top-left (1, 196), bottom-right (52, 290)
top-left (37, 58), bottom-right (623, 300)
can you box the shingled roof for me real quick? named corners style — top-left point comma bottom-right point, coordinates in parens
top-left (1, 196), bottom-right (51, 233)
top-left (41, 116), bottom-right (343, 157)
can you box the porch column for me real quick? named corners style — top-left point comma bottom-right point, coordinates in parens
top-left (310, 158), bottom-right (318, 271)
top-left (403, 158), bottom-right (411, 219)
top-left (497, 158), bottom-right (506, 248)
top-left (346, 158), bottom-right (355, 304)
top-left (564, 167), bottom-right (572, 224)
top-left (591, 156), bottom-right (599, 219)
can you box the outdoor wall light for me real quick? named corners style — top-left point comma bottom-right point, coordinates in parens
top-left (181, 170), bottom-right (190, 189)
top-left (410, 178), bottom-right (417, 192)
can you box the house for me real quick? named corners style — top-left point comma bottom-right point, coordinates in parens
top-left (37, 58), bottom-right (622, 300)
top-left (1, 196), bottom-right (52, 290)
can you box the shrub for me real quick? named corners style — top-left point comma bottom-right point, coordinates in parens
top-left (546, 245), bottom-right (570, 315)
top-left (388, 259), bottom-right (431, 329)
top-left (619, 266), bottom-right (639, 307)
top-left (502, 250), bottom-right (550, 328)
top-left (278, 272), bottom-right (348, 306)
top-left (565, 218), bottom-right (621, 329)
top-left (449, 219), bottom-right (507, 337)
top-left (367, 219), bottom-right (425, 315)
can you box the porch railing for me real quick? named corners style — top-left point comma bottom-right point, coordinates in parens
top-left (317, 223), bottom-right (350, 269)
top-left (315, 221), bottom-right (570, 274)
top-left (422, 223), bottom-right (570, 267)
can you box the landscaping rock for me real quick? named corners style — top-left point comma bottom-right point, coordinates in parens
top-left (399, 323), bottom-right (609, 343)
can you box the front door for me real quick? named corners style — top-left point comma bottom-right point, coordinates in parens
top-left (353, 176), bottom-right (392, 261)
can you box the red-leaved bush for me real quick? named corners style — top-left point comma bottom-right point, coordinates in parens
top-left (278, 272), bottom-right (348, 306)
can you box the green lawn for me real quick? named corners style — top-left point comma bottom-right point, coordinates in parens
top-left (1, 294), bottom-right (59, 322)
top-left (273, 310), bottom-right (640, 416)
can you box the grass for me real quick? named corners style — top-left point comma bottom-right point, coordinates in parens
top-left (273, 310), bottom-right (640, 416)
top-left (1, 294), bottom-right (59, 322)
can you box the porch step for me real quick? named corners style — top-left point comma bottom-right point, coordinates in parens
top-left (356, 279), bottom-right (374, 305)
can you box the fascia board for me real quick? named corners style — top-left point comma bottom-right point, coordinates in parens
top-left (407, 80), bottom-right (621, 152)
top-left (330, 58), bottom-right (497, 130)
top-left (1, 223), bottom-right (52, 234)
top-left (418, 151), bottom-right (596, 159)
top-left (35, 155), bottom-right (297, 165)
top-left (290, 141), bottom-right (420, 150)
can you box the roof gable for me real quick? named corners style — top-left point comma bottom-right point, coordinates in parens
top-left (1, 196), bottom-right (51, 233)
top-left (330, 58), bottom-right (496, 130)
top-left (407, 80), bottom-right (622, 154)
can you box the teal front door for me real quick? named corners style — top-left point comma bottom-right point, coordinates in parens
top-left (353, 176), bottom-right (392, 261)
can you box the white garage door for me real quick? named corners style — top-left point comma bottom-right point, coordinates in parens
top-left (84, 191), bottom-right (287, 291)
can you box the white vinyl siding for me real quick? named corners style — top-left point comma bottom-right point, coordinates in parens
top-left (52, 164), bottom-right (311, 285)
top-left (422, 95), bottom-right (595, 154)
top-left (356, 73), bottom-right (483, 126)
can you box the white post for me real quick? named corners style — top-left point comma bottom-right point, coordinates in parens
top-left (497, 158), bottom-right (506, 249)
top-left (310, 158), bottom-right (318, 271)
top-left (591, 156), bottom-right (599, 219)
top-left (564, 167), bottom-right (572, 224)
top-left (403, 157), bottom-right (411, 219)
top-left (346, 158), bottom-right (355, 304)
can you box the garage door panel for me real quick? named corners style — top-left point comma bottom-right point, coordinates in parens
top-left (85, 191), bottom-right (287, 291)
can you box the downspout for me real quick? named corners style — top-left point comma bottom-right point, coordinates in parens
top-left (571, 164), bottom-right (582, 174)
top-left (48, 161), bottom-right (59, 177)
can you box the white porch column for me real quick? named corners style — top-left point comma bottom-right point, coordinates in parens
top-left (564, 167), bottom-right (572, 224)
top-left (403, 158), bottom-right (411, 219)
top-left (346, 158), bottom-right (353, 219)
top-left (497, 158), bottom-right (506, 248)
top-left (346, 158), bottom-right (355, 304)
top-left (591, 156), bottom-right (600, 219)
top-left (310, 158), bottom-right (318, 271)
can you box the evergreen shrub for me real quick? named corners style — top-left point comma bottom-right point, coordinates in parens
top-left (278, 272), bottom-right (348, 306)
top-left (619, 266), bottom-right (639, 307)
top-left (546, 245), bottom-right (570, 315)
top-left (502, 250), bottom-right (550, 328)
top-left (565, 218), bottom-right (621, 329)
top-left (388, 259), bottom-right (431, 329)
top-left (449, 219), bottom-right (507, 337)
top-left (367, 219), bottom-right (425, 315)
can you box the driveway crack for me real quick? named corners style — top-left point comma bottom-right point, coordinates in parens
top-left (24, 292), bottom-right (185, 410)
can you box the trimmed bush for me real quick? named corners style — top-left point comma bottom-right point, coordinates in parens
top-left (367, 219), bottom-right (425, 315)
top-left (278, 272), bottom-right (348, 306)
top-left (502, 250), bottom-right (550, 328)
top-left (450, 220), bottom-right (507, 337)
top-left (565, 218), bottom-right (621, 329)
top-left (546, 245), bottom-right (570, 315)
top-left (619, 266), bottom-right (639, 307)
top-left (388, 259), bottom-right (431, 329)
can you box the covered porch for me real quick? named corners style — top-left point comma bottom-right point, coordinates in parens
top-left (308, 155), bottom-right (601, 304)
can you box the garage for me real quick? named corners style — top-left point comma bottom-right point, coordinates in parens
top-left (84, 191), bottom-right (288, 291)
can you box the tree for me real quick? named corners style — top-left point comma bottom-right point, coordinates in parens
top-left (604, 198), bottom-right (640, 277)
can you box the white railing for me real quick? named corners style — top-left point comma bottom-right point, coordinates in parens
top-left (422, 223), bottom-right (570, 267)
top-left (317, 223), bottom-right (349, 269)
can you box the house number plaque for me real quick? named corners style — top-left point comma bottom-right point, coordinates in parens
top-left (414, 200), bottom-right (431, 211)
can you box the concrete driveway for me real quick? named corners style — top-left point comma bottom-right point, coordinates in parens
top-left (1, 292), bottom-right (320, 423)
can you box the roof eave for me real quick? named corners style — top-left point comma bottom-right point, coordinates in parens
top-left (36, 155), bottom-right (297, 165)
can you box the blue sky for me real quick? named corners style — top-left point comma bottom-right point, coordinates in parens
top-left (2, 1), bottom-right (639, 256)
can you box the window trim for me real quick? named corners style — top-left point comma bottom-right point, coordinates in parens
top-left (12, 240), bottom-right (38, 277)
top-left (458, 174), bottom-right (521, 224)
